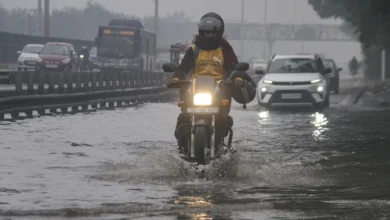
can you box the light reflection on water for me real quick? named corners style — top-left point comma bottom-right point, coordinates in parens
top-left (174, 196), bottom-right (214, 207)
top-left (311, 112), bottom-right (329, 140)
top-left (179, 213), bottom-right (213, 220)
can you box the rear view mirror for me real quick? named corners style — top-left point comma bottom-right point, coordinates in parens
top-left (337, 67), bottom-right (343, 72)
top-left (162, 63), bottom-right (177, 72)
top-left (234, 62), bottom-right (249, 71)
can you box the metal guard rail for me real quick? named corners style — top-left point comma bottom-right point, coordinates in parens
top-left (0, 70), bottom-right (175, 120)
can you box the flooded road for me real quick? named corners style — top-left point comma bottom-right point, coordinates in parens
top-left (0, 87), bottom-right (390, 219)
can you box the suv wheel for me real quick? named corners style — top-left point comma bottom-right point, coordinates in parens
top-left (334, 83), bottom-right (339, 94)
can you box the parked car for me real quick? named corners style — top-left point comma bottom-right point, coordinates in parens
top-left (255, 53), bottom-right (332, 110)
top-left (36, 42), bottom-right (78, 72)
top-left (251, 58), bottom-right (268, 72)
top-left (17, 44), bottom-right (44, 71)
top-left (322, 58), bottom-right (342, 94)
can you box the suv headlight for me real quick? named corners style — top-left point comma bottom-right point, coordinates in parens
top-left (193, 93), bottom-right (212, 106)
top-left (311, 79), bottom-right (324, 84)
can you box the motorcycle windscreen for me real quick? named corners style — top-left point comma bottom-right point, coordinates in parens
top-left (192, 76), bottom-right (216, 94)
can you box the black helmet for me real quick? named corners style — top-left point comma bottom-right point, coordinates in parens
top-left (198, 12), bottom-right (224, 39)
top-left (196, 12), bottom-right (225, 50)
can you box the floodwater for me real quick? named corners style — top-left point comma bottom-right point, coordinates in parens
top-left (0, 78), bottom-right (389, 220)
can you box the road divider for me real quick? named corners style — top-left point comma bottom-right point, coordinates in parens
top-left (0, 70), bottom-right (175, 120)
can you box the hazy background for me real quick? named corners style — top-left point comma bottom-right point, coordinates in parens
top-left (0, 0), bottom-right (361, 65)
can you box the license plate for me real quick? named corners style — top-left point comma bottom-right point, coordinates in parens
top-left (46, 64), bottom-right (58, 68)
top-left (187, 107), bottom-right (219, 114)
top-left (281, 93), bottom-right (302, 99)
top-left (26, 61), bottom-right (36, 65)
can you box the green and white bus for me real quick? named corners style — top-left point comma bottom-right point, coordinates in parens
top-left (95, 19), bottom-right (156, 72)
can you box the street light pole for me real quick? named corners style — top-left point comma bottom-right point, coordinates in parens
top-left (263, 0), bottom-right (268, 58)
top-left (300, 0), bottom-right (305, 52)
top-left (240, 0), bottom-right (244, 59)
top-left (293, 0), bottom-right (297, 51)
top-left (154, 0), bottom-right (158, 33)
top-left (154, 0), bottom-right (158, 52)
top-left (37, 0), bottom-right (42, 36)
top-left (44, 0), bottom-right (49, 37)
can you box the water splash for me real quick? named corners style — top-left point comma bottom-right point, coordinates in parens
top-left (89, 149), bottom-right (244, 184)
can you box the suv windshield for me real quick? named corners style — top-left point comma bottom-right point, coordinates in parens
top-left (41, 44), bottom-right (70, 56)
top-left (268, 58), bottom-right (322, 73)
top-left (98, 35), bottom-right (134, 58)
top-left (22, 45), bottom-right (43, 53)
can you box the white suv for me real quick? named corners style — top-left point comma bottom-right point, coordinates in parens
top-left (255, 53), bottom-right (331, 110)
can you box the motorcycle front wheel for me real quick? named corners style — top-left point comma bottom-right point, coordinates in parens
top-left (194, 127), bottom-right (207, 165)
top-left (179, 123), bottom-right (191, 157)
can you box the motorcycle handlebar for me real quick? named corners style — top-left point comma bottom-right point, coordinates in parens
top-left (166, 80), bottom-right (192, 89)
top-left (166, 77), bottom-right (243, 89)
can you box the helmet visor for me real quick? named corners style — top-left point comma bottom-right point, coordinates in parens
top-left (198, 17), bottom-right (222, 32)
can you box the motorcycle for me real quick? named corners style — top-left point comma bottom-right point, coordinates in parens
top-left (162, 62), bottom-right (250, 165)
top-left (78, 54), bottom-right (90, 72)
top-left (348, 61), bottom-right (358, 78)
top-left (350, 68), bottom-right (358, 78)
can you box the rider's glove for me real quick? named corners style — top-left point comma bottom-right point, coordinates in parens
top-left (233, 77), bottom-right (244, 87)
top-left (172, 77), bottom-right (179, 83)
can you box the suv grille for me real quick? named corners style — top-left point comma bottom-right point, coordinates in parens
top-left (272, 81), bottom-right (311, 85)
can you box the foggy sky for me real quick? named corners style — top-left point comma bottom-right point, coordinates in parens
top-left (1, 0), bottom-right (360, 64)
top-left (2, 0), bottom-right (341, 24)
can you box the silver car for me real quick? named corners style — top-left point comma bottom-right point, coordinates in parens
top-left (17, 44), bottom-right (44, 71)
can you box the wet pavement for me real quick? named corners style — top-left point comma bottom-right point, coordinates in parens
top-left (0, 81), bottom-right (390, 220)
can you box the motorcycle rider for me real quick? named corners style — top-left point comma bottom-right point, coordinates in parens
top-left (349, 56), bottom-right (358, 77)
top-left (170, 12), bottom-right (256, 149)
top-left (79, 46), bottom-right (90, 70)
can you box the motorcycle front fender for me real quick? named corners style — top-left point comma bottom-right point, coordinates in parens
top-left (194, 118), bottom-right (208, 126)
top-left (192, 117), bottom-right (214, 135)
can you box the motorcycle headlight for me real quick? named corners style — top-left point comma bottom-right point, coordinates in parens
top-left (193, 93), bottom-right (212, 106)
top-left (80, 55), bottom-right (84, 59)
